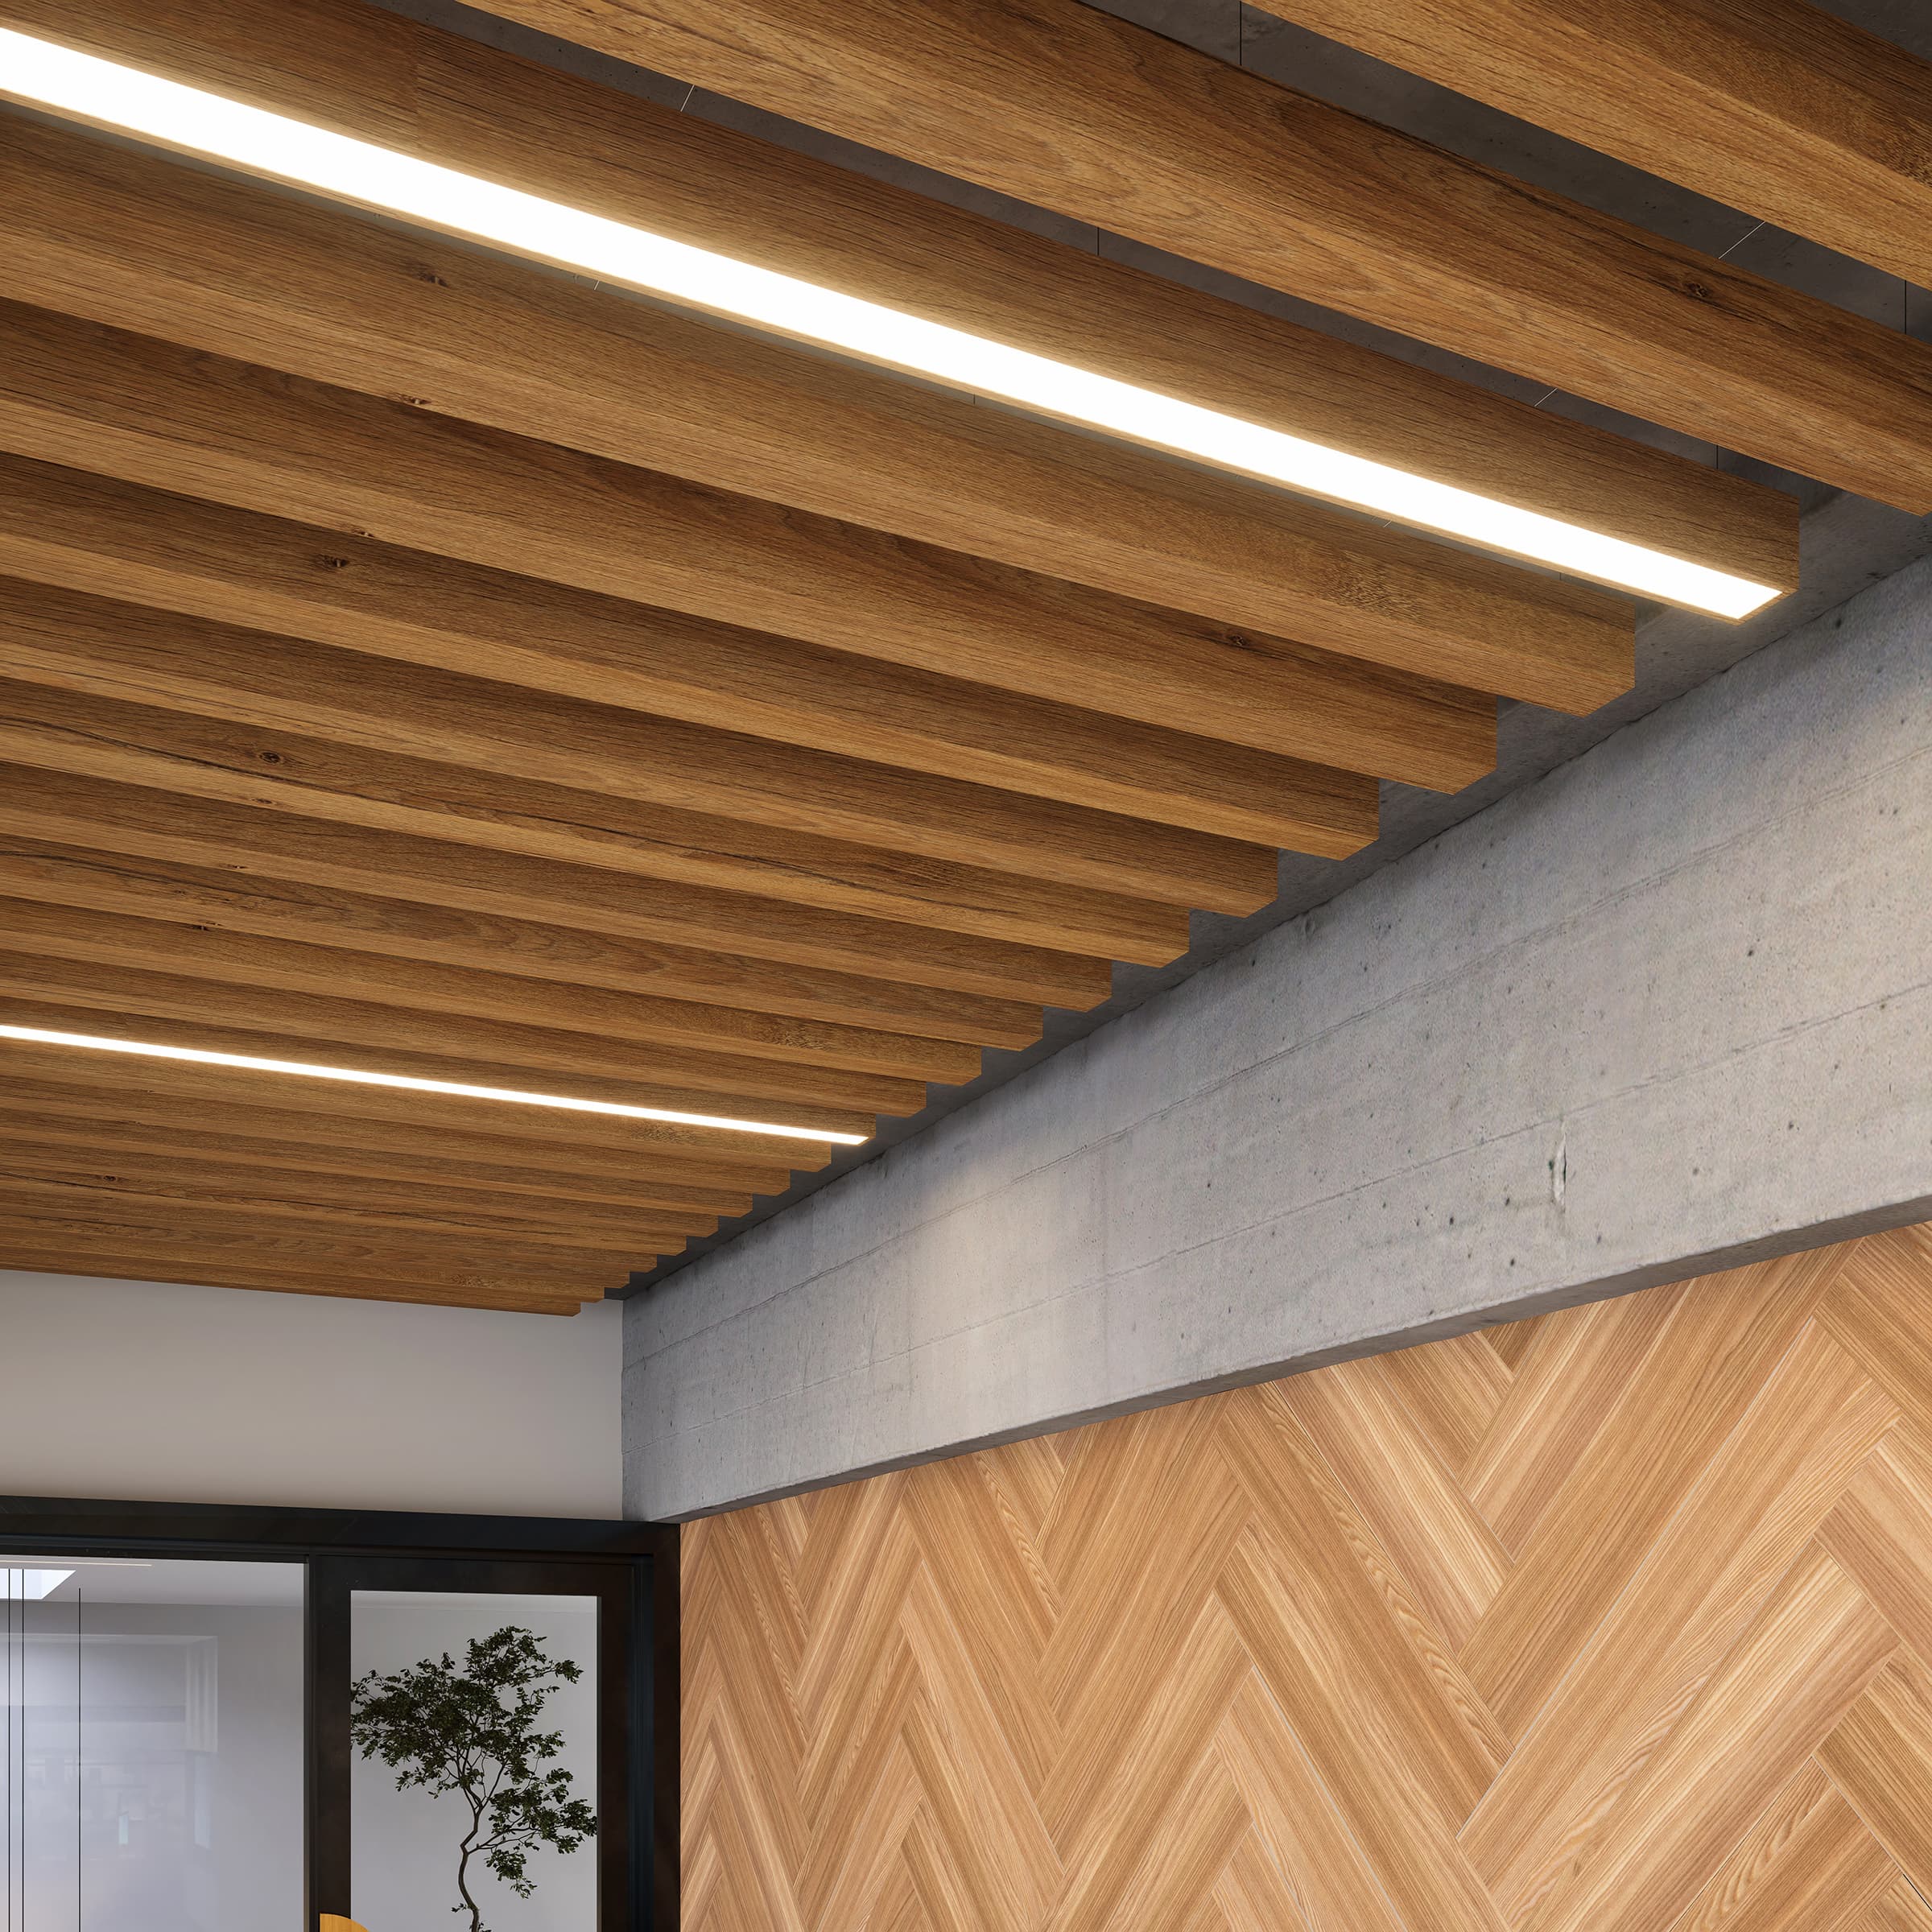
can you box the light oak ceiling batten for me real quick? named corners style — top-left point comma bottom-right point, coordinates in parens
top-left (0, 295), bottom-right (1630, 720)
top-left (2, 1076), bottom-right (801, 1198)
top-left (0, 0), bottom-right (1871, 1314)
top-left (0, 0), bottom-right (1796, 596)
top-left (0, 457), bottom-right (1438, 836)
top-left (0, 840), bottom-right (1049, 1046)
top-left (0, 1034), bottom-right (837, 1170)
top-left (444, 0), bottom-right (1932, 510)
top-left (0, 115), bottom-right (1640, 708)
top-left (0, 1126), bottom-right (745, 1225)
top-left (0, 1250), bottom-right (592, 1314)
top-left (0, 897), bottom-right (985, 1083)
top-left (0, 306), bottom-right (1532, 763)
top-left (0, 671), bottom-right (1203, 963)
top-left (0, 569), bottom-right (1363, 884)
top-left (0, 769), bottom-right (1118, 1007)
top-left (1250, 0), bottom-right (1932, 289)
top-left (0, 956), bottom-right (931, 1121)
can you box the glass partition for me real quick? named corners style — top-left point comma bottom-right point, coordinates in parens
top-left (350, 1587), bottom-right (601, 1932)
top-left (1, 1557), bottom-right (304, 1932)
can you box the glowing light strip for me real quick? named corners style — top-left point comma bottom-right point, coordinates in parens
top-left (0, 1024), bottom-right (865, 1143)
top-left (0, 27), bottom-right (1779, 619)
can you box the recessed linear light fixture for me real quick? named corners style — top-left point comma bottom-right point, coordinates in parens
top-left (0, 1024), bottom-right (868, 1145)
top-left (2, 1567), bottom-right (76, 1600)
top-left (0, 27), bottom-right (1781, 620)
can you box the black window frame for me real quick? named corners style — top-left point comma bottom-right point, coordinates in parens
top-left (0, 1492), bottom-right (678, 1930)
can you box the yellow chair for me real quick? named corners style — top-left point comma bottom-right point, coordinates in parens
top-left (320, 1918), bottom-right (368, 1932)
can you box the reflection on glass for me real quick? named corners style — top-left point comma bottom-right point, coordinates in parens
top-left (0, 1558), bottom-right (303, 1932)
top-left (352, 1591), bottom-right (598, 1932)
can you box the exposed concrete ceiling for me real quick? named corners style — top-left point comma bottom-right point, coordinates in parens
top-left (376, 0), bottom-right (1932, 1291)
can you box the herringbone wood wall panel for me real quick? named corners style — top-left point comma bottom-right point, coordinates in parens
top-left (681, 1225), bottom-right (1932, 1930)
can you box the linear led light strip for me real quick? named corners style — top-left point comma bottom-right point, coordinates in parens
top-left (0, 27), bottom-right (1778, 619)
top-left (0, 1024), bottom-right (867, 1144)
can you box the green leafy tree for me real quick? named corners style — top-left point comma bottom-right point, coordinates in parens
top-left (350, 1626), bottom-right (597, 1932)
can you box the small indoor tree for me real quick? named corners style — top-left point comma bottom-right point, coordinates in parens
top-left (350, 1625), bottom-right (597, 1932)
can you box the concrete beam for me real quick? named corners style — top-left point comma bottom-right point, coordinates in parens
top-left (625, 553), bottom-right (1932, 1520)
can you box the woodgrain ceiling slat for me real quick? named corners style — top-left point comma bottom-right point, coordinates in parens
top-left (0, 113), bottom-right (1634, 712)
top-left (0, 0), bottom-right (1799, 583)
top-left (0, 457), bottom-right (1428, 855)
top-left (0, 839), bottom-right (1044, 1046)
top-left (1249, 0), bottom-right (1932, 291)
top-left (0, 301), bottom-right (1619, 725)
top-left (0, 1077), bottom-right (795, 1199)
top-left (461, 0), bottom-right (1932, 510)
top-left (0, 767), bottom-right (1118, 1007)
top-left (0, 953), bottom-right (927, 1121)
top-left (0, 894), bottom-right (981, 1082)
top-left (0, 1034), bottom-right (836, 1170)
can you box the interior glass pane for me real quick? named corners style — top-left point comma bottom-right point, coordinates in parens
top-left (0, 1556), bottom-right (304, 1932)
top-left (351, 1589), bottom-right (599, 1932)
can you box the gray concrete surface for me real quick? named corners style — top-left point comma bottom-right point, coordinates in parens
top-left (625, 551), bottom-right (1932, 1519)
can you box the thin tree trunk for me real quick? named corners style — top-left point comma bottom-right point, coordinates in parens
top-left (456, 1802), bottom-right (485, 1932)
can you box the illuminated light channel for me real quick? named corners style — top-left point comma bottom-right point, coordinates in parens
top-left (0, 27), bottom-right (1781, 619)
top-left (0, 1024), bottom-right (867, 1144)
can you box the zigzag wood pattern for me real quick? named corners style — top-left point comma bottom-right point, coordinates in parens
top-left (683, 1221), bottom-right (1932, 1930)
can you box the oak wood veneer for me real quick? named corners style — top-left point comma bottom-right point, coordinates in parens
top-left (681, 1225), bottom-right (1932, 1930)
top-left (0, 0), bottom-right (1797, 588)
top-left (0, 991), bottom-right (882, 1141)
top-left (0, 767), bottom-right (1116, 1007)
top-left (0, 301), bottom-right (1627, 721)
top-left (0, 1245), bottom-right (597, 1315)
top-left (0, 675), bottom-right (1198, 964)
top-left (1252, 0), bottom-right (1932, 290)
top-left (0, 1116), bottom-right (749, 1222)
top-left (0, 1138), bottom-right (721, 1241)
top-left (0, 1203), bottom-right (638, 1288)
top-left (0, 952), bottom-right (928, 1121)
top-left (0, 1036), bottom-right (832, 1172)
top-left (0, 461), bottom-right (1375, 869)
top-left (0, 456), bottom-right (1448, 848)
top-left (0, 841), bottom-right (1045, 1046)
top-left (0, 576), bottom-right (1307, 914)
top-left (0, 1170), bottom-right (697, 1257)
top-left (0, 1078), bottom-right (797, 1200)
top-left (0, 114), bottom-right (1636, 714)
top-left (461, 0), bottom-right (1932, 511)
top-left (0, 895), bottom-right (979, 1082)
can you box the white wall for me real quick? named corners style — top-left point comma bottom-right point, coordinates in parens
top-left (0, 1270), bottom-right (623, 1518)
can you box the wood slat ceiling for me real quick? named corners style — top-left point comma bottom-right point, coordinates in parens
top-left (0, 0), bottom-right (1912, 1312)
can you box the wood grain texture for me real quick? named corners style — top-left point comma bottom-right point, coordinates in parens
top-left (0, 1034), bottom-right (833, 1172)
top-left (1250, 0), bottom-right (1932, 289)
top-left (0, 989), bottom-right (880, 1141)
top-left (0, 115), bottom-right (1632, 720)
top-left (0, 455), bottom-right (1395, 865)
top-left (683, 1226), bottom-right (1932, 1929)
top-left (0, 301), bottom-right (1605, 727)
top-left (0, 838), bottom-right (1041, 1048)
top-left (0, 1113), bottom-right (752, 1222)
top-left (0, 1135), bottom-right (722, 1240)
top-left (0, 894), bottom-right (982, 1080)
top-left (0, 1076), bottom-right (798, 1199)
top-left (0, 0), bottom-right (1797, 588)
top-left (0, 948), bottom-right (926, 1122)
top-left (0, 766), bottom-right (1111, 1008)
top-left (0, 668), bottom-right (1196, 964)
top-left (456, 0), bottom-right (1932, 511)
top-left (0, 569), bottom-right (1284, 920)
top-left (0, 1245), bottom-right (588, 1315)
